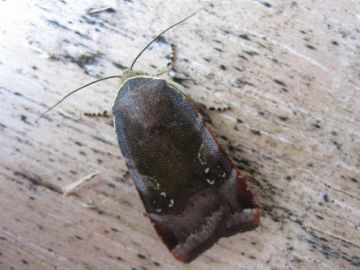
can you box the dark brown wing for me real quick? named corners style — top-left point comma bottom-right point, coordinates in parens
top-left (113, 77), bottom-right (259, 262)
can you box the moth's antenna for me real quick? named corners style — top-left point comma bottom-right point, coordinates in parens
top-left (37, 8), bottom-right (204, 122)
top-left (36, 75), bottom-right (120, 122)
top-left (129, 7), bottom-right (204, 70)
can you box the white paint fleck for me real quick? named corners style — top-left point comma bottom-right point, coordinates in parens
top-left (205, 168), bottom-right (210, 174)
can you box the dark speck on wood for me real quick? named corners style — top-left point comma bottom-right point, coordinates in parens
top-left (137, 253), bottom-right (146, 259)
top-left (63, 53), bottom-right (101, 74)
top-left (278, 116), bottom-right (289, 121)
top-left (74, 30), bottom-right (91, 40)
top-left (272, 58), bottom-right (279, 64)
top-left (235, 78), bottom-right (254, 88)
top-left (244, 50), bottom-right (258, 56)
top-left (47, 20), bottom-right (70, 31)
top-left (239, 34), bottom-right (251, 41)
top-left (350, 178), bottom-right (358, 183)
top-left (237, 118), bottom-right (243, 123)
top-left (312, 123), bottom-right (321, 129)
top-left (20, 115), bottom-right (31, 125)
top-left (112, 61), bottom-right (126, 70)
top-left (81, 15), bottom-right (97, 25)
top-left (305, 44), bottom-right (317, 50)
top-left (273, 79), bottom-right (287, 87)
top-left (238, 54), bottom-right (248, 61)
top-left (221, 29), bottom-right (231, 35)
top-left (155, 36), bottom-right (168, 44)
top-left (74, 141), bottom-right (83, 146)
top-left (251, 129), bottom-right (262, 136)
top-left (13, 171), bottom-right (62, 194)
top-left (234, 66), bottom-right (243, 72)
top-left (331, 140), bottom-right (341, 150)
top-left (262, 2), bottom-right (272, 8)
top-left (107, 183), bottom-right (115, 189)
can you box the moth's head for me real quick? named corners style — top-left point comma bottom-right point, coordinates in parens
top-left (120, 69), bottom-right (145, 85)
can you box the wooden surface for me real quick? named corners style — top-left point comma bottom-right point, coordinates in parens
top-left (1, 0), bottom-right (359, 269)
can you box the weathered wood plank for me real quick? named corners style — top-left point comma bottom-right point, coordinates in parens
top-left (1, 0), bottom-right (359, 269)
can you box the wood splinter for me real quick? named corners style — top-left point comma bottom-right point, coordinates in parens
top-left (62, 171), bottom-right (99, 196)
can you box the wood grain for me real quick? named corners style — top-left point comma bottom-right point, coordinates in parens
top-left (1, 0), bottom-right (359, 269)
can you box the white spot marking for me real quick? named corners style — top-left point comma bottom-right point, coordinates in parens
top-left (168, 199), bottom-right (175, 208)
top-left (198, 152), bottom-right (206, 165)
top-left (206, 179), bottom-right (215, 185)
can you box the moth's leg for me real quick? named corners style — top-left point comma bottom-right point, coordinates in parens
top-left (167, 43), bottom-right (177, 78)
top-left (167, 44), bottom-right (189, 81)
top-left (199, 102), bottom-right (231, 111)
top-left (153, 67), bottom-right (171, 77)
top-left (82, 110), bottom-right (114, 129)
top-left (84, 110), bottom-right (112, 118)
top-left (168, 80), bottom-right (231, 111)
top-left (191, 98), bottom-right (231, 112)
top-left (153, 44), bottom-right (189, 80)
top-left (152, 43), bottom-right (177, 77)
top-left (151, 43), bottom-right (176, 77)
top-left (165, 44), bottom-right (229, 111)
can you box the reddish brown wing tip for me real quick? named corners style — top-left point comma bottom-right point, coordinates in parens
top-left (149, 174), bottom-right (260, 263)
top-left (171, 207), bottom-right (260, 263)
